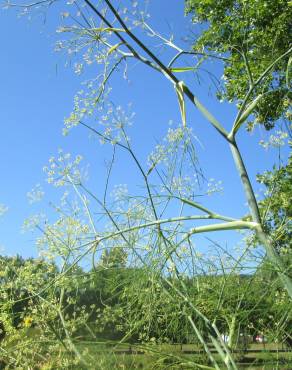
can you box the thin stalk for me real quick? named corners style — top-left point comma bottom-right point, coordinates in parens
top-left (174, 195), bottom-right (237, 222)
top-left (231, 47), bottom-right (292, 134)
top-left (211, 324), bottom-right (238, 370)
top-left (165, 278), bottom-right (237, 369)
top-left (57, 307), bottom-right (87, 366)
top-left (88, 0), bottom-right (229, 139)
top-left (242, 50), bottom-right (254, 87)
top-left (83, 0), bottom-right (161, 72)
top-left (168, 50), bottom-right (229, 68)
top-left (188, 316), bottom-right (221, 370)
top-left (67, 175), bottom-right (97, 234)
top-left (93, 219), bottom-right (258, 245)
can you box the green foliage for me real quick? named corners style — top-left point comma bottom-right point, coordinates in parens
top-left (100, 247), bottom-right (128, 269)
top-left (0, 255), bottom-right (58, 327)
top-left (1, 253), bottom-right (291, 368)
top-left (186, 0), bottom-right (292, 130)
top-left (257, 154), bottom-right (292, 254)
top-left (0, 256), bottom-right (62, 368)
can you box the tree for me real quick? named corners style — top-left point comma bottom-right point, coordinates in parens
top-left (0, 255), bottom-right (58, 327)
top-left (100, 246), bottom-right (127, 269)
top-left (0, 255), bottom-right (63, 368)
top-left (185, 0), bottom-right (292, 131)
top-left (257, 154), bottom-right (292, 255)
top-left (254, 155), bottom-right (292, 347)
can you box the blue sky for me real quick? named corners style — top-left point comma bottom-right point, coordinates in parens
top-left (0, 1), bottom-right (287, 259)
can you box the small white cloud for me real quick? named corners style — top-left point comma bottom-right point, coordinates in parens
top-left (0, 204), bottom-right (8, 217)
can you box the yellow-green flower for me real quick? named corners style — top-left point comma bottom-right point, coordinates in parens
top-left (23, 316), bottom-right (33, 328)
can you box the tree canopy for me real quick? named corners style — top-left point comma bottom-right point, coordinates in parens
top-left (257, 154), bottom-right (292, 255)
top-left (186, 0), bottom-right (292, 130)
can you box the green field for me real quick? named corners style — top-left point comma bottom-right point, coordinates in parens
top-left (61, 342), bottom-right (292, 369)
top-left (1, 332), bottom-right (292, 369)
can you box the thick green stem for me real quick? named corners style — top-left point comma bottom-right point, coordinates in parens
top-left (188, 220), bottom-right (258, 236)
top-left (256, 228), bottom-right (292, 298)
top-left (229, 140), bottom-right (292, 298)
top-left (229, 141), bottom-right (261, 223)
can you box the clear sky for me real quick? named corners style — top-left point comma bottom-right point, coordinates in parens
top-left (0, 1), bottom-right (288, 259)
